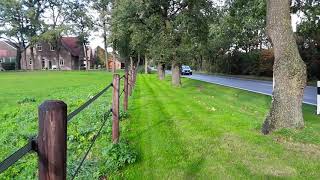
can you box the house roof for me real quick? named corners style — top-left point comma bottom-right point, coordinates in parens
top-left (0, 40), bottom-right (18, 50)
top-left (61, 37), bottom-right (81, 57)
top-left (4, 41), bottom-right (18, 49)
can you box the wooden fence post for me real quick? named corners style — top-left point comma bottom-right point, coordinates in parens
top-left (131, 66), bottom-right (135, 89)
top-left (38, 100), bottom-right (67, 180)
top-left (129, 67), bottom-right (133, 96)
top-left (112, 74), bottom-right (120, 143)
top-left (124, 70), bottom-right (129, 112)
top-left (128, 69), bottom-right (132, 96)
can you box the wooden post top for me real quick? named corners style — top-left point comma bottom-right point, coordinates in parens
top-left (39, 100), bottom-right (67, 111)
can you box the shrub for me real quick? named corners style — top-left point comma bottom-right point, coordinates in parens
top-left (17, 97), bottom-right (36, 104)
top-left (99, 140), bottom-right (137, 175)
top-left (1, 62), bottom-right (16, 70)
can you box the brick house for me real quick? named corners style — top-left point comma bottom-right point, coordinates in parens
top-left (21, 37), bottom-right (91, 70)
top-left (0, 41), bottom-right (17, 69)
top-left (107, 54), bottom-right (124, 70)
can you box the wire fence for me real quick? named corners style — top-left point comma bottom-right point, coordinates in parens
top-left (0, 72), bottom-right (134, 179)
top-left (70, 109), bottom-right (112, 180)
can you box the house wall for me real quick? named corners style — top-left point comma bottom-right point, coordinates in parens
top-left (21, 43), bottom-right (77, 70)
top-left (0, 41), bottom-right (17, 63)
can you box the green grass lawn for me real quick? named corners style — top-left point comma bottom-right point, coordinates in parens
top-left (112, 74), bottom-right (320, 179)
top-left (0, 71), bottom-right (130, 179)
top-left (1, 71), bottom-right (319, 179)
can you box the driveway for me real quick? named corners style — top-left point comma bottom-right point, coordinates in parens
top-left (183, 73), bottom-right (317, 106)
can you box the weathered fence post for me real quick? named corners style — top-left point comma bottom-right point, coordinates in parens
top-left (128, 69), bottom-right (132, 96)
top-left (124, 70), bottom-right (129, 112)
top-left (112, 74), bottom-right (120, 143)
top-left (129, 67), bottom-right (133, 96)
top-left (132, 66), bottom-right (135, 88)
top-left (38, 100), bottom-right (67, 180)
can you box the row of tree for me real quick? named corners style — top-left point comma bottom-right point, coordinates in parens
top-left (0, 0), bottom-right (113, 70)
top-left (110, 0), bottom-right (319, 134)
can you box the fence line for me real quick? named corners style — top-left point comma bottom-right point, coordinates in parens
top-left (0, 67), bottom-right (137, 179)
top-left (71, 109), bottom-right (112, 180)
top-left (67, 83), bottom-right (113, 122)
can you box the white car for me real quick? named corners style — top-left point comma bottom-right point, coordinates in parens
top-left (181, 65), bottom-right (192, 75)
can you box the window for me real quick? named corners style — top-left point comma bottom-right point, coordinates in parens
top-left (59, 59), bottom-right (64, 66)
top-left (36, 44), bottom-right (42, 51)
top-left (50, 44), bottom-right (55, 51)
top-left (29, 58), bottom-right (32, 65)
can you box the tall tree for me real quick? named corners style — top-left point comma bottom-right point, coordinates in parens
top-left (39, 0), bottom-right (71, 70)
top-left (69, 0), bottom-right (94, 70)
top-left (92, 0), bottom-right (112, 71)
top-left (24, 0), bottom-right (47, 70)
top-left (0, 0), bottom-right (29, 69)
top-left (262, 0), bottom-right (307, 134)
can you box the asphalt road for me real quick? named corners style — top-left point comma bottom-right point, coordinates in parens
top-left (183, 73), bottom-right (317, 106)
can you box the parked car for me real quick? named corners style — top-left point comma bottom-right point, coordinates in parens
top-left (181, 65), bottom-right (193, 75)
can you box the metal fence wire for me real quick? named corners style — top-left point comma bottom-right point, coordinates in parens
top-left (70, 108), bottom-right (112, 180)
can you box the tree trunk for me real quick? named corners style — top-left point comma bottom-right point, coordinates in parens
top-left (171, 61), bottom-right (181, 86)
top-left (136, 52), bottom-right (141, 74)
top-left (15, 47), bottom-right (22, 70)
top-left (84, 45), bottom-right (89, 70)
top-left (24, 49), bottom-right (27, 70)
top-left (262, 0), bottom-right (307, 134)
top-left (112, 52), bottom-right (116, 73)
top-left (145, 55), bottom-right (148, 74)
top-left (103, 26), bottom-right (109, 71)
top-left (56, 48), bottom-right (61, 70)
top-left (30, 46), bottom-right (35, 70)
top-left (157, 63), bottom-right (165, 80)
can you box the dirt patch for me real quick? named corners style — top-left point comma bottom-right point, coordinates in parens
top-left (274, 137), bottom-right (320, 158)
top-left (221, 134), bottom-right (297, 177)
top-left (197, 85), bottom-right (204, 92)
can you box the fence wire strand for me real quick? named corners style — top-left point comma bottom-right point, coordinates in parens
top-left (0, 139), bottom-right (35, 173)
top-left (70, 108), bottom-right (112, 180)
top-left (119, 75), bottom-right (125, 80)
top-left (119, 89), bottom-right (125, 98)
top-left (67, 83), bottom-right (113, 122)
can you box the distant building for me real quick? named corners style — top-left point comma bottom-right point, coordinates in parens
top-left (21, 37), bottom-right (92, 70)
top-left (0, 41), bottom-right (17, 64)
top-left (107, 54), bottom-right (124, 70)
top-left (93, 46), bottom-right (124, 70)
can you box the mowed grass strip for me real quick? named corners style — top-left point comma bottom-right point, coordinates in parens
top-left (113, 74), bottom-right (320, 179)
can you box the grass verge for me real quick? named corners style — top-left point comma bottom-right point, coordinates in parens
top-left (111, 74), bottom-right (320, 179)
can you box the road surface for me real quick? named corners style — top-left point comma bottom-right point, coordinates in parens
top-left (183, 73), bottom-right (317, 106)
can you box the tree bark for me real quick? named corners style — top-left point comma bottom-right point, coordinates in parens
top-left (30, 46), bottom-right (35, 70)
top-left (103, 25), bottom-right (109, 71)
top-left (15, 47), bottom-right (22, 70)
top-left (112, 52), bottom-right (116, 73)
top-left (262, 0), bottom-right (307, 134)
top-left (56, 48), bottom-right (61, 70)
top-left (171, 61), bottom-right (181, 86)
top-left (157, 63), bottom-right (165, 80)
top-left (24, 49), bottom-right (27, 70)
top-left (145, 55), bottom-right (148, 74)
